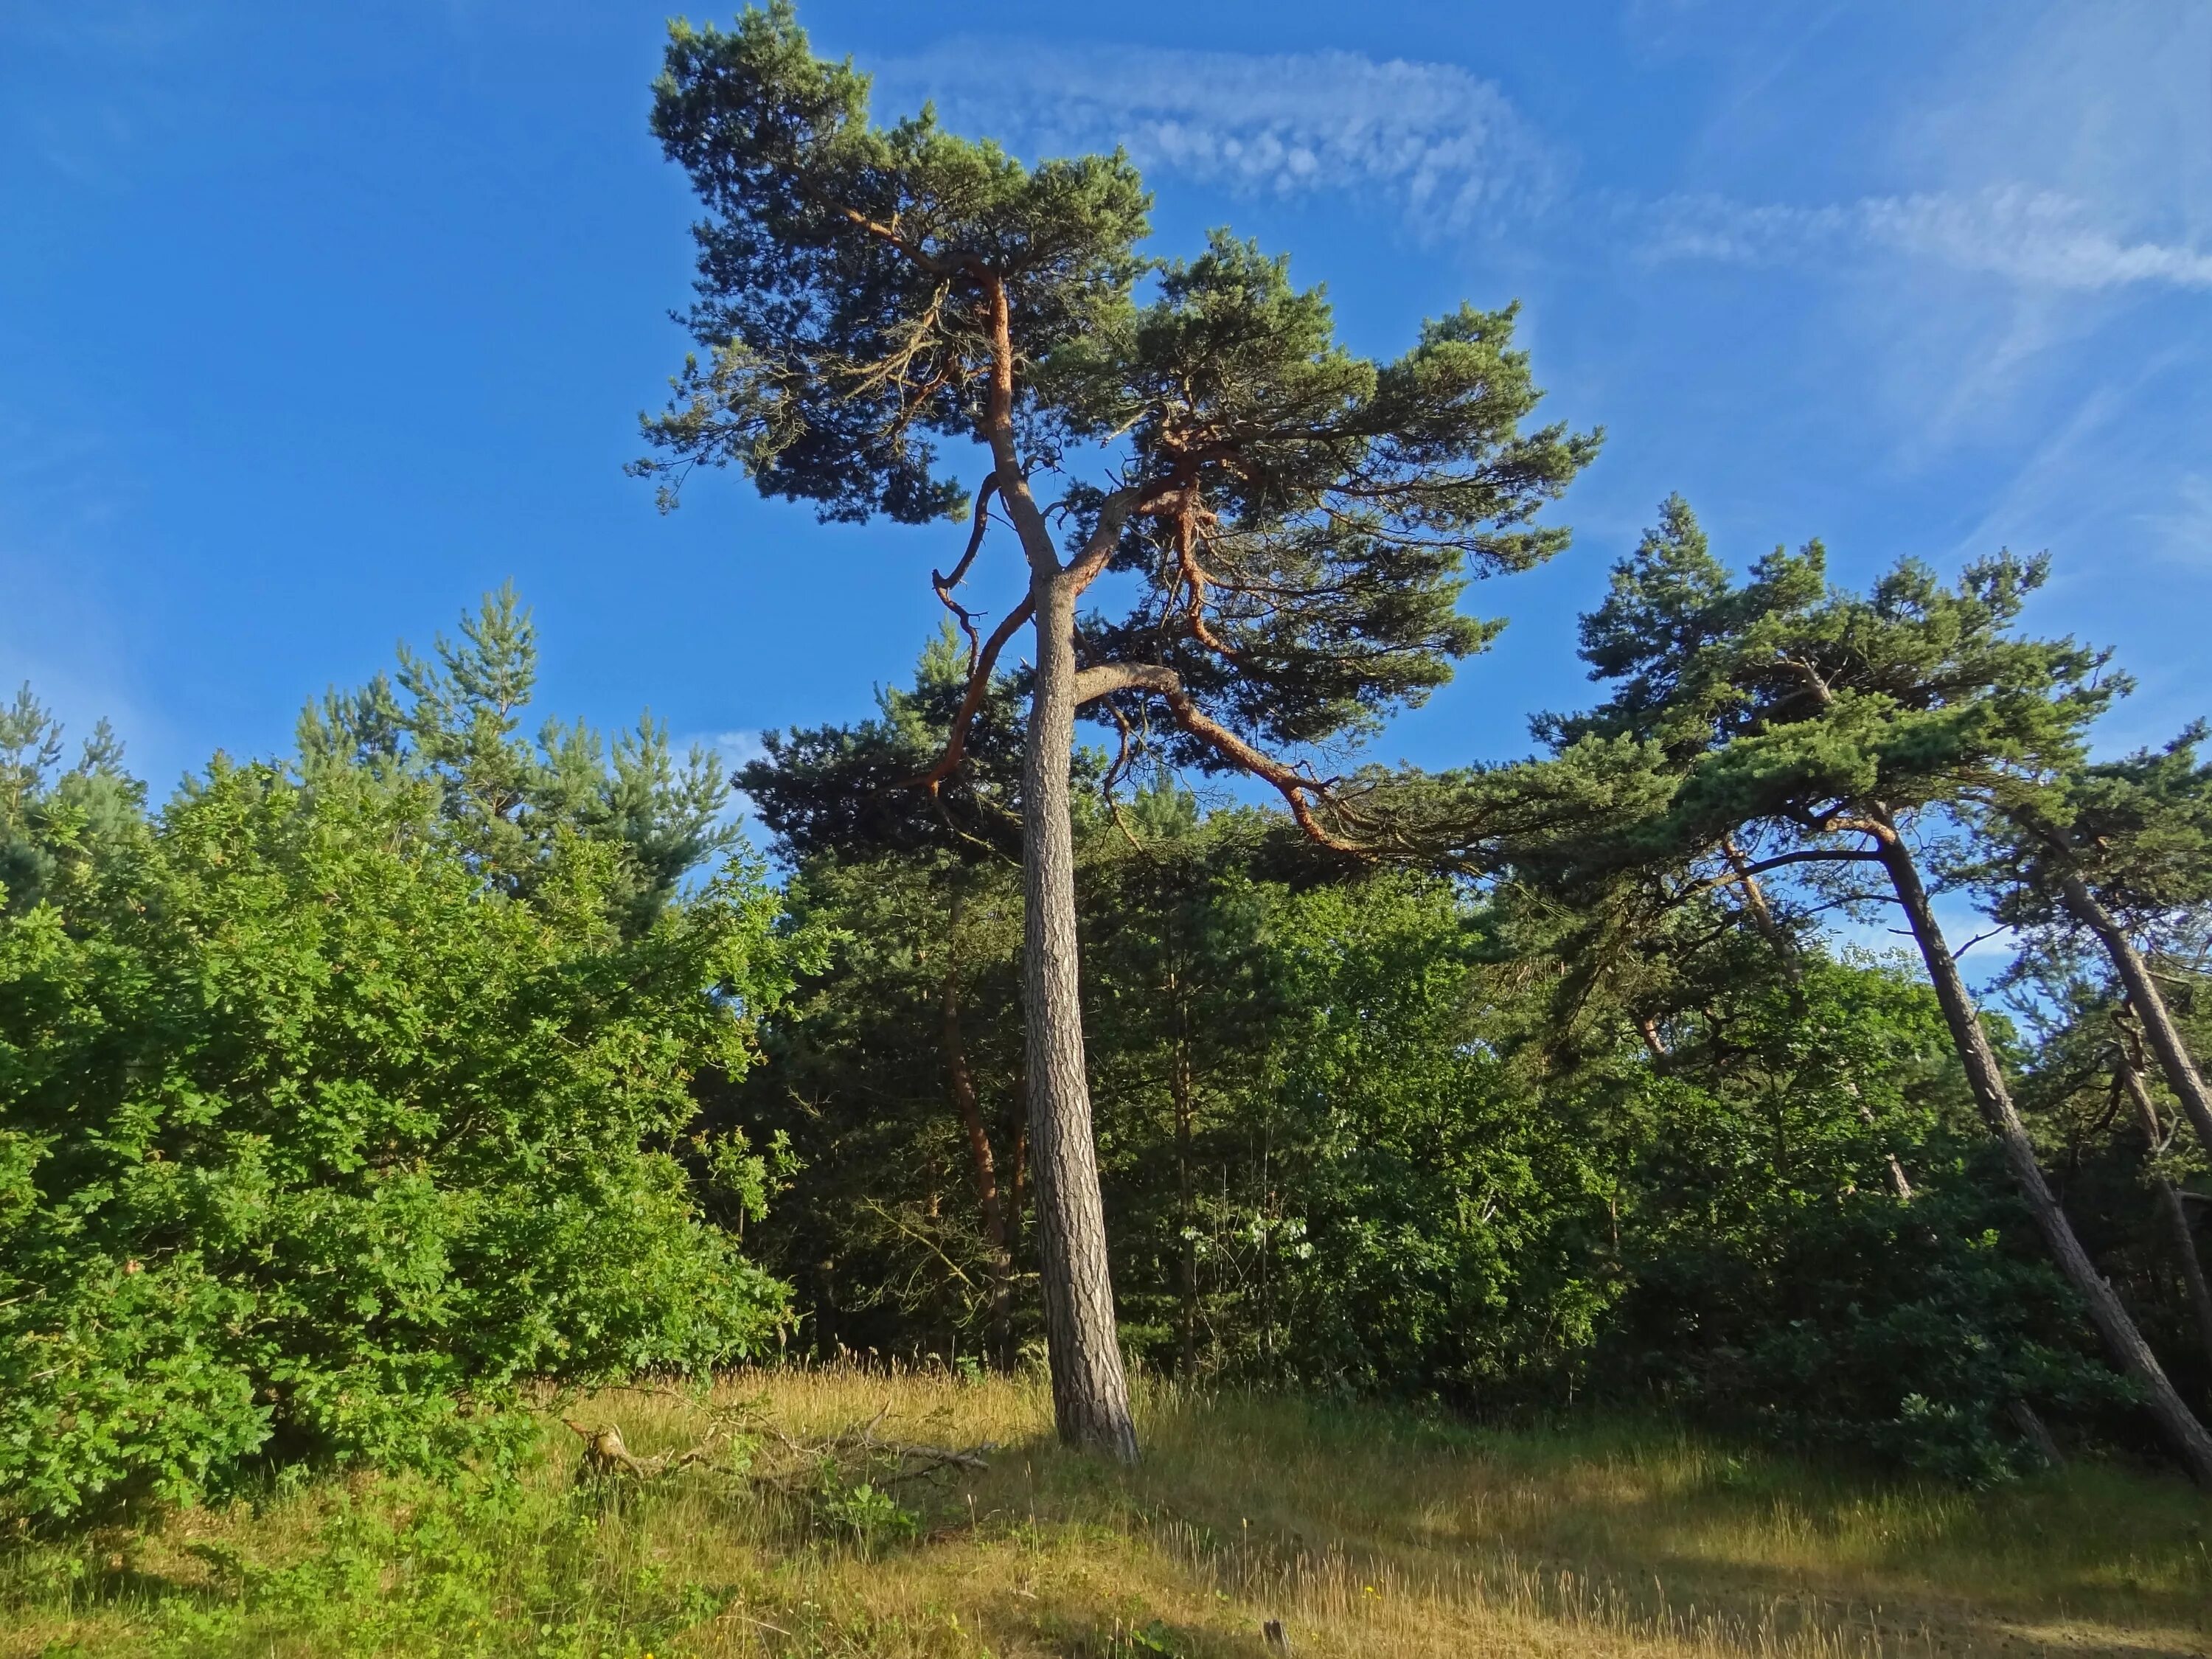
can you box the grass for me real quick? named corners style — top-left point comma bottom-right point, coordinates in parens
top-left (5, 1364), bottom-right (2209, 1658)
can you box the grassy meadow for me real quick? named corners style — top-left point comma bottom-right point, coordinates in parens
top-left (6, 1366), bottom-right (2208, 1659)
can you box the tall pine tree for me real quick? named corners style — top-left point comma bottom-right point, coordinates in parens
top-left (634, 1), bottom-right (1596, 1456)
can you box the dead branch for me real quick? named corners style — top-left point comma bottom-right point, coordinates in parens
top-left (745, 1408), bottom-right (998, 1494)
top-left (933, 476), bottom-right (1001, 672)
top-left (561, 1417), bottom-right (725, 1482)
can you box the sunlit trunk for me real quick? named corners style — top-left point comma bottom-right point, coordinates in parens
top-left (1020, 574), bottom-right (1138, 1461)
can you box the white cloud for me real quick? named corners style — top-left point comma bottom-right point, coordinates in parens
top-left (683, 728), bottom-right (765, 772)
top-left (874, 41), bottom-right (1554, 234)
top-left (1641, 187), bottom-right (2212, 291)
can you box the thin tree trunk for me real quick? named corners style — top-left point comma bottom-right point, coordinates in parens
top-left (2059, 870), bottom-right (2212, 1161)
top-left (2159, 1181), bottom-right (2212, 1377)
top-left (1020, 574), bottom-right (1138, 1461)
top-left (941, 890), bottom-right (1015, 1369)
top-left (1174, 996), bottom-right (1198, 1380)
top-left (1723, 836), bottom-right (1801, 978)
top-left (2118, 1056), bottom-right (2212, 1374)
top-left (1728, 843), bottom-right (1913, 1200)
top-left (1875, 818), bottom-right (2212, 1485)
top-left (2008, 1399), bottom-right (2065, 1469)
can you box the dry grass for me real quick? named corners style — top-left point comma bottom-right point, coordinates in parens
top-left (7, 1365), bottom-right (2210, 1658)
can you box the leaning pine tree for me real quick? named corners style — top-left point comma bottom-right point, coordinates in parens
top-left (1529, 505), bottom-right (2212, 1484)
top-left (635, 2), bottom-right (1596, 1458)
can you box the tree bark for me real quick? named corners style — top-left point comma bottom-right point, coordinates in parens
top-left (1874, 819), bottom-right (2212, 1486)
top-left (2059, 870), bottom-right (2212, 1162)
top-left (2008, 1399), bottom-right (2065, 1469)
top-left (1723, 836), bottom-right (1801, 979)
top-left (1020, 573), bottom-right (1138, 1460)
top-left (940, 891), bottom-right (1015, 1369)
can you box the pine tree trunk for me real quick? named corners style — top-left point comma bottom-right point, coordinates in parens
top-left (2058, 870), bottom-right (2212, 1162)
top-left (1020, 575), bottom-right (1138, 1461)
top-left (940, 891), bottom-right (1015, 1370)
top-left (1876, 823), bottom-right (2212, 1485)
top-left (1175, 1010), bottom-right (1199, 1380)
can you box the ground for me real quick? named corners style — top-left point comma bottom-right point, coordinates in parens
top-left (7, 1366), bottom-right (2208, 1657)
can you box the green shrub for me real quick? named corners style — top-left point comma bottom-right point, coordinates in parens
top-left (0, 762), bottom-right (807, 1521)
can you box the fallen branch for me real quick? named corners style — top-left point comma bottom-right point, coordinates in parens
top-left (748, 1408), bottom-right (996, 1493)
top-left (560, 1405), bottom-right (995, 1495)
top-left (560, 1417), bottom-right (726, 1482)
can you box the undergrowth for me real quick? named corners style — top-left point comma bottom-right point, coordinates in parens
top-left (4, 1365), bottom-right (2208, 1658)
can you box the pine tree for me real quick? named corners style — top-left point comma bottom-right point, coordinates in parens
top-left (1530, 501), bottom-right (2212, 1484)
top-left (1974, 730), bottom-right (2212, 1162)
top-left (298, 585), bottom-right (739, 935)
top-left (633, 1), bottom-right (1596, 1457)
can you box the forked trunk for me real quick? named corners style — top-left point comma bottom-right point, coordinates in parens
top-left (2059, 870), bottom-right (2212, 1161)
top-left (1877, 824), bottom-right (2212, 1486)
top-left (1020, 576), bottom-right (1138, 1461)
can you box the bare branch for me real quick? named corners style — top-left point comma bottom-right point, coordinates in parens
top-left (932, 476), bottom-right (1001, 670)
top-left (1074, 662), bottom-right (1367, 855)
top-left (900, 595), bottom-right (1035, 795)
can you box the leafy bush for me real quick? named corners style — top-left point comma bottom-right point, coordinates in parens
top-left (1593, 961), bottom-right (2126, 1483)
top-left (0, 762), bottom-right (807, 1521)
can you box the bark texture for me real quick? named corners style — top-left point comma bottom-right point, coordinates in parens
top-left (1020, 576), bottom-right (1138, 1461)
top-left (1877, 824), bottom-right (2212, 1486)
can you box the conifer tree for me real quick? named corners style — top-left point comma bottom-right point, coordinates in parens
top-left (739, 626), bottom-right (1034, 1363)
top-left (299, 586), bottom-right (738, 936)
top-left (1534, 501), bottom-right (2212, 1484)
top-left (0, 683), bottom-right (145, 916)
top-left (634, 1), bottom-right (1595, 1456)
top-left (1974, 731), bottom-right (2212, 1162)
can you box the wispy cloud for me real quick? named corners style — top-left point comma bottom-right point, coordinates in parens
top-left (684, 728), bottom-right (765, 772)
top-left (1641, 186), bottom-right (2212, 291)
top-left (875, 42), bottom-right (1554, 234)
top-left (2143, 472), bottom-right (2212, 567)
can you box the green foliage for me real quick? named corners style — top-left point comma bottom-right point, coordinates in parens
top-left (1975, 723), bottom-right (2212, 944)
top-left (640, 4), bottom-right (1596, 818)
top-left (1183, 869), bottom-right (1610, 1394)
top-left (298, 586), bottom-right (738, 936)
top-left (640, 1), bottom-right (1153, 522)
top-left (1587, 956), bottom-right (2126, 1483)
top-left (0, 759), bottom-right (807, 1523)
top-left (807, 1473), bottom-right (919, 1553)
top-left (1533, 498), bottom-right (2116, 873)
top-left (738, 620), bottom-right (1034, 864)
top-left (0, 682), bottom-right (147, 917)
top-left (10, 1460), bottom-right (733, 1656)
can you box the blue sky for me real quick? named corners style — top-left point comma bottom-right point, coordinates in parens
top-left (6, 0), bottom-right (2210, 807)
